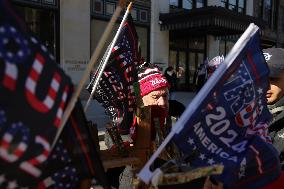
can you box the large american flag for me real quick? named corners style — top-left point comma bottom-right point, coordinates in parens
top-left (0, 1), bottom-right (109, 188)
top-left (87, 14), bottom-right (140, 134)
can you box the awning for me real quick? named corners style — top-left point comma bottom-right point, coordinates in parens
top-left (159, 7), bottom-right (265, 36)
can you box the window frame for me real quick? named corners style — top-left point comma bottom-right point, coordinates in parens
top-left (221, 0), bottom-right (246, 14)
top-left (170, 0), bottom-right (207, 9)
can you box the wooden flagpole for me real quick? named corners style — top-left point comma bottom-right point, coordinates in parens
top-left (84, 2), bottom-right (133, 112)
top-left (51, 0), bottom-right (127, 150)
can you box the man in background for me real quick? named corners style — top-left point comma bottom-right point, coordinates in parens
top-left (264, 48), bottom-right (284, 170)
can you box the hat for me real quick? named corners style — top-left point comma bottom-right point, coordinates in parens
top-left (206, 55), bottom-right (224, 79)
top-left (138, 63), bottom-right (169, 97)
top-left (263, 48), bottom-right (284, 78)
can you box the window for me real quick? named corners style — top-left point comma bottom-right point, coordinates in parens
top-left (140, 9), bottom-right (148, 22)
top-left (93, 0), bottom-right (103, 14)
top-left (228, 0), bottom-right (236, 11)
top-left (221, 0), bottom-right (226, 7)
top-left (105, 2), bottom-right (115, 15)
top-left (170, 0), bottom-right (206, 9)
top-left (238, 0), bottom-right (245, 13)
top-left (219, 39), bottom-right (236, 55)
top-left (14, 5), bottom-right (57, 60)
top-left (183, 0), bottom-right (193, 9)
top-left (42, 0), bottom-right (55, 5)
top-left (170, 0), bottom-right (178, 6)
top-left (258, 0), bottom-right (277, 29)
top-left (196, 0), bottom-right (205, 8)
top-left (131, 8), bottom-right (137, 21)
top-left (221, 0), bottom-right (246, 14)
top-left (263, 0), bottom-right (272, 25)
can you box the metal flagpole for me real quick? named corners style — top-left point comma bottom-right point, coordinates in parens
top-left (84, 2), bottom-right (133, 112)
top-left (50, 0), bottom-right (127, 150)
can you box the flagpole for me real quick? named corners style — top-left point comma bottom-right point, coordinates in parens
top-left (51, 0), bottom-right (127, 150)
top-left (84, 2), bottom-right (133, 112)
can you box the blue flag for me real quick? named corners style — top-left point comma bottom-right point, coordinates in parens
top-left (138, 24), bottom-right (281, 188)
top-left (172, 28), bottom-right (281, 188)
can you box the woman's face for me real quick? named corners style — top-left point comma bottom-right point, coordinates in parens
top-left (267, 76), bottom-right (284, 104)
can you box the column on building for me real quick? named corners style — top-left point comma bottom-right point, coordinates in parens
top-left (207, 36), bottom-right (220, 60)
top-left (206, 0), bottom-right (222, 60)
top-left (246, 0), bottom-right (253, 16)
top-left (60, 0), bottom-right (91, 85)
top-left (150, 0), bottom-right (169, 70)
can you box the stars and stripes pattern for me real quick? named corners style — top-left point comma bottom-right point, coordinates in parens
top-left (173, 28), bottom-right (281, 189)
top-left (0, 1), bottom-right (109, 188)
top-left (87, 14), bottom-right (140, 134)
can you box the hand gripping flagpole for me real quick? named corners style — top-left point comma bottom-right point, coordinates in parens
top-left (84, 2), bottom-right (133, 112)
top-left (137, 23), bottom-right (260, 184)
top-left (51, 0), bottom-right (128, 150)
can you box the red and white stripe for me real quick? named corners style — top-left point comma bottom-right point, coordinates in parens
top-left (120, 60), bottom-right (127, 67)
top-left (124, 67), bottom-right (133, 83)
top-left (0, 133), bottom-right (27, 162)
top-left (236, 100), bottom-right (262, 127)
top-left (19, 136), bottom-right (50, 177)
top-left (38, 177), bottom-right (55, 189)
top-left (54, 86), bottom-right (69, 128)
top-left (25, 53), bottom-right (61, 113)
top-left (2, 61), bottom-right (18, 91)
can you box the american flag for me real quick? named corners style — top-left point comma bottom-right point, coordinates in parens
top-left (39, 101), bottom-right (109, 189)
top-left (87, 14), bottom-right (140, 134)
top-left (0, 1), bottom-right (109, 188)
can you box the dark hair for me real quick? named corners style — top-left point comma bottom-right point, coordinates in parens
top-left (164, 66), bottom-right (174, 74)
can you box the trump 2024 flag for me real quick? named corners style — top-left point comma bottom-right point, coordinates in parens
top-left (138, 23), bottom-right (281, 189)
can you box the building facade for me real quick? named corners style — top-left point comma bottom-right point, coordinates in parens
top-left (11, 0), bottom-right (284, 91)
top-left (152, 0), bottom-right (284, 91)
top-left (11, 0), bottom-right (150, 85)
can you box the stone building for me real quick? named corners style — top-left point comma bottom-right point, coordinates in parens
top-left (11, 0), bottom-right (284, 90)
top-left (152, 0), bottom-right (284, 90)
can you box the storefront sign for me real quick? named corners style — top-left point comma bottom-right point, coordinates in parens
top-left (64, 59), bottom-right (88, 72)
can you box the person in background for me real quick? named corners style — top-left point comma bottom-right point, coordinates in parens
top-left (263, 48), bottom-right (284, 169)
top-left (251, 48), bottom-right (284, 189)
top-left (195, 56), bottom-right (224, 93)
top-left (206, 55), bottom-right (224, 79)
top-left (164, 66), bottom-right (177, 99)
top-left (195, 60), bottom-right (207, 92)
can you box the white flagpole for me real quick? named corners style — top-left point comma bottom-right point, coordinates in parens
top-left (84, 2), bottom-right (133, 112)
top-left (50, 0), bottom-right (127, 150)
top-left (137, 23), bottom-right (259, 184)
